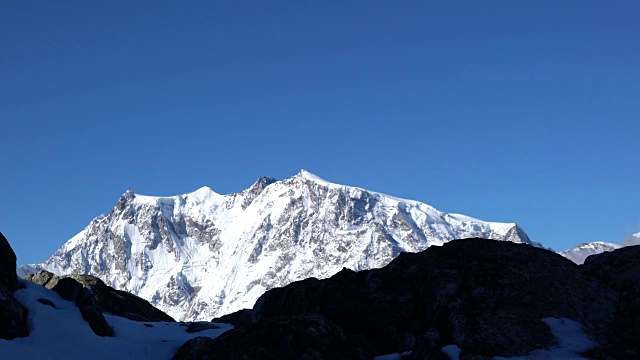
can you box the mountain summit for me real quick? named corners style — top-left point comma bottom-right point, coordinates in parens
top-left (21, 171), bottom-right (539, 321)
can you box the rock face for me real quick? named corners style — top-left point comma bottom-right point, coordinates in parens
top-left (582, 245), bottom-right (640, 355)
top-left (173, 316), bottom-right (359, 360)
top-left (0, 232), bottom-right (28, 340)
top-left (25, 270), bottom-right (174, 322)
top-left (20, 170), bottom-right (538, 321)
top-left (210, 239), bottom-right (637, 360)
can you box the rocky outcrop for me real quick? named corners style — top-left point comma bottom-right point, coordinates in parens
top-left (0, 232), bottom-right (28, 340)
top-left (173, 316), bottom-right (359, 360)
top-left (582, 245), bottom-right (640, 355)
top-left (41, 275), bottom-right (114, 337)
top-left (207, 239), bottom-right (637, 359)
top-left (26, 270), bottom-right (174, 322)
top-left (185, 322), bottom-right (220, 333)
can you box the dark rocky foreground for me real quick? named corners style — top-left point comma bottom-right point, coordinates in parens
top-left (0, 232), bottom-right (28, 340)
top-left (183, 238), bottom-right (639, 360)
top-left (22, 270), bottom-right (174, 337)
top-left (2, 231), bottom-right (638, 359)
top-left (25, 270), bottom-right (175, 323)
top-left (174, 316), bottom-right (359, 360)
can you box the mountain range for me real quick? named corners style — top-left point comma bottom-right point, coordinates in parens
top-left (20, 170), bottom-right (540, 321)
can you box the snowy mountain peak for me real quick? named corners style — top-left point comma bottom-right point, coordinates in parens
top-left (295, 169), bottom-right (332, 185)
top-left (560, 242), bottom-right (621, 264)
top-left (253, 176), bottom-right (278, 188)
top-left (188, 186), bottom-right (219, 200)
top-left (113, 189), bottom-right (136, 213)
top-left (22, 171), bottom-right (540, 321)
top-left (194, 185), bottom-right (215, 193)
top-left (246, 176), bottom-right (277, 195)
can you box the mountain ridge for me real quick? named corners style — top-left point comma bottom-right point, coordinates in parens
top-left (20, 170), bottom-right (539, 321)
top-left (559, 242), bottom-right (622, 265)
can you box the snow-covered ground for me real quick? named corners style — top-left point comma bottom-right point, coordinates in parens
top-left (0, 280), bottom-right (232, 360)
top-left (494, 318), bottom-right (595, 360)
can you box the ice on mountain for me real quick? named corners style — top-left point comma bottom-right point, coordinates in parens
top-left (20, 171), bottom-right (538, 321)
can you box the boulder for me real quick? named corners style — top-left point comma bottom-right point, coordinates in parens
top-left (50, 277), bottom-right (114, 337)
top-left (51, 277), bottom-right (84, 302)
top-left (78, 303), bottom-right (115, 337)
top-left (26, 270), bottom-right (174, 322)
top-left (173, 337), bottom-right (216, 360)
top-left (0, 232), bottom-right (28, 340)
top-left (172, 316), bottom-right (360, 360)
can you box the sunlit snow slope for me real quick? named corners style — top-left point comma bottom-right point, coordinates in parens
top-left (21, 170), bottom-right (539, 321)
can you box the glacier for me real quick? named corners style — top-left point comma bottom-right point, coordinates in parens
top-left (20, 170), bottom-right (540, 321)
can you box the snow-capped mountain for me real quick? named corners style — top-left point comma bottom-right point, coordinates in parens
top-left (559, 242), bottom-right (621, 265)
top-left (21, 170), bottom-right (539, 321)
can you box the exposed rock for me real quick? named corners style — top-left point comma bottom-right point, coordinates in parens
top-left (37, 298), bottom-right (56, 308)
top-left (51, 277), bottom-right (84, 302)
top-left (412, 328), bottom-right (448, 360)
top-left (173, 337), bottom-right (216, 360)
top-left (0, 232), bottom-right (28, 340)
top-left (186, 322), bottom-right (220, 333)
top-left (26, 270), bottom-right (174, 322)
top-left (47, 276), bottom-right (115, 337)
top-left (0, 233), bottom-right (20, 292)
top-left (78, 302), bottom-right (115, 337)
top-left (211, 308), bottom-right (253, 326)
top-left (22, 267), bottom-right (55, 287)
top-left (582, 244), bottom-right (640, 291)
top-left (122, 312), bottom-right (150, 322)
top-left (172, 316), bottom-right (360, 360)
top-left (225, 239), bottom-right (635, 359)
top-left (582, 245), bottom-right (640, 355)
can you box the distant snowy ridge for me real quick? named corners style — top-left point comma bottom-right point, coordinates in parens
top-left (20, 170), bottom-right (539, 321)
top-left (559, 242), bottom-right (622, 265)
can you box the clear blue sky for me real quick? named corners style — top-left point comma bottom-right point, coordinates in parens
top-left (2, 1), bottom-right (639, 265)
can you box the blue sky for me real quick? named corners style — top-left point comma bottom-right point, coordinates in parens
top-left (2, 1), bottom-right (639, 264)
